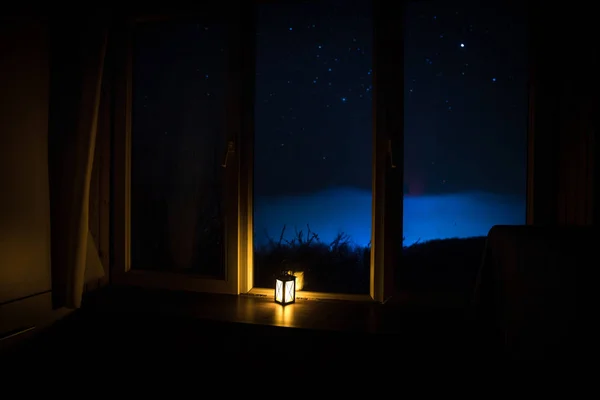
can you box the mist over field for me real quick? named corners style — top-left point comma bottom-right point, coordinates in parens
top-left (254, 187), bottom-right (525, 248)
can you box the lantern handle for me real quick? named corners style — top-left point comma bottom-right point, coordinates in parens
top-left (280, 259), bottom-right (291, 275)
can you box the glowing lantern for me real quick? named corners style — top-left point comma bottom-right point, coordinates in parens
top-left (275, 271), bottom-right (296, 306)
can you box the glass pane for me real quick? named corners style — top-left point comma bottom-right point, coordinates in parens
top-left (401, 0), bottom-right (528, 294)
top-left (254, 0), bottom-right (373, 294)
top-left (131, 21), bottom-right (229, 277)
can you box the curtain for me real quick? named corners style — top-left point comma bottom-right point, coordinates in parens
top-left (49, 18), bottom-right (108, 309)
top-left (527, 3), bottom-right (597, 226)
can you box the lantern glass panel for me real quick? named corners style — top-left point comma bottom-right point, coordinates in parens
top-left (285, 280), bottom-right (295, 303)
top-left (275, 279), bottom-right (284, 303)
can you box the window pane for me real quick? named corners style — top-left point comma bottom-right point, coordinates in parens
top-left (254, 0), bottom-right (373, 294)
top-left (131, 21), bottom-right (229, 277)
top-left (401, 1), bottom-right (528, 293)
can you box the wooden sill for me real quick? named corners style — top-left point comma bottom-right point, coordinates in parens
top-left (84, 285), bottom-right (472, 334)
top-left (247, 287), bottom-right (375, 303)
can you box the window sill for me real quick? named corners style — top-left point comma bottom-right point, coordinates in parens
top-left (84, 285), bottom-right (470, 335)
top-left (246, 287), bottom-right (375, 303)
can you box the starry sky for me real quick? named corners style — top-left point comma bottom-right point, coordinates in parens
top-left (255, 0), bottom-right (373, 197)
top-left (255, 0), bottom-right (528, 198)
top-left (132, 0), bottom-right (528, 200)
top-left (130, 0), bottom-right (529, 262)
top-left (403, 0), bottom-right (528, 197)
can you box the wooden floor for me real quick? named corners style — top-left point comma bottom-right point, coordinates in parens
top-left (4, 285), bottom-right (505, 371)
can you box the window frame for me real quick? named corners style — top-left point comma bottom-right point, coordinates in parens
top-left (112, 0), bottom-right (534, 303)
top-left (112, 1), bottom-right (399, 302)
top-left (111, 11), bottom-right (245, 294)
top-left (242, 0), bottom-right (401, 303)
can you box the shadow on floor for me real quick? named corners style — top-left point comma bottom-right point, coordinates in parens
top-left (3, 286), bottom-right (507, 370)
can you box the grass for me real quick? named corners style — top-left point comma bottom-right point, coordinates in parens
top-left (254, 224), bottom-right (370, 293)
top-left (254, 224), bottom-right (488, 297)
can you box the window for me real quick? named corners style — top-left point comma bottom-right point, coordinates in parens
top-left (399, 0), bottom-right (529, 296)
top-left (130, 21), bottom-right (230, 277)
top-left (117, 1), bottom-right (506, 303)
top-left (252, 0), bottom-right (374, 295)
top-left (113, 4), bottom-right (392, 299)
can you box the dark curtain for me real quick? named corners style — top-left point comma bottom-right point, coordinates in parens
top-left (48, 17), bottom-right (108, 308)
top-left (528, 2), bottom-right (598, 226)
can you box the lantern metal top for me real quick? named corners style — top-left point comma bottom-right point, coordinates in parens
top-left (276, 271), bottom-right (296, 282)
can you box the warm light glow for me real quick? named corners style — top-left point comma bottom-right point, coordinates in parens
top-left (274, 273), bottom-right (296, 305)
top-left (275, 279), bottom-right (283, 303)
top-left (276, 303), bottom-right (295, 325)
top-left (285, 280), bottom-right (295, 302)
top-left (289, 270), bottom-right (304, 291)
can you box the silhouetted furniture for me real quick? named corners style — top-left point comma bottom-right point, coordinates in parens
top-left (474, 225), bottom-right (593, 359)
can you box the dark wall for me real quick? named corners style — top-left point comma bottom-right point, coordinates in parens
top-left (528, 3), bottom-right (597, 226)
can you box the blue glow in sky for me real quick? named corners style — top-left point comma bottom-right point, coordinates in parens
top-left (254, 187), bottom-right (525, 248)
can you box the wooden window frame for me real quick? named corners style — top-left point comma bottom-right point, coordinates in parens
top-left (111, 11), bottom-right (243, 294)
top-left (239, 0), bottom-right (400, 303)
top-left (112, 0), bottom-right (533, 303)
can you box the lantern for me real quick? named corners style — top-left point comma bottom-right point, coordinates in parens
top-left (275, 271), bottom-right (296, 306)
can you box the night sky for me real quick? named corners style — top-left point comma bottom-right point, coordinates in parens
top-left (403, 0), bottom-right (528, 197)
top-left (254, 0), bottom-right (528, 246)
top-left (255, 0), bottom-right (528, 198)
top-left (255, 0), bottom-right (374, 197)
top-left (131, 0), bottom-right (529, 266)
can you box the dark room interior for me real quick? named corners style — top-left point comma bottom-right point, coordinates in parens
top-left (1, 0), bottom-right (597, 371)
